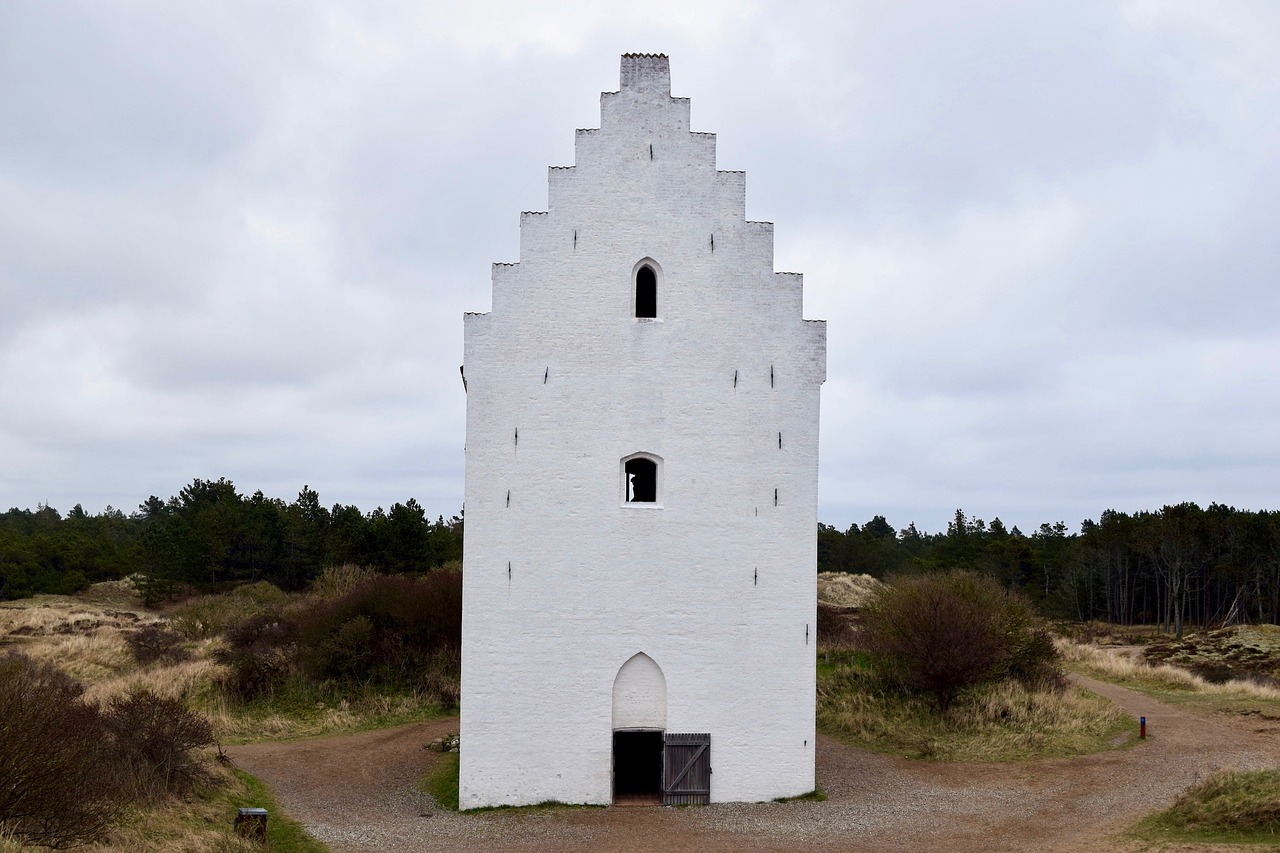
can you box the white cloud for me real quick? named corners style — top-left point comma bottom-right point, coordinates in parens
top-left (1, 0), bottom-right (1277, 533)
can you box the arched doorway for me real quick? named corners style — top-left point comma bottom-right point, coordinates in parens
top-left (611, 652), bottom-right (666, 804)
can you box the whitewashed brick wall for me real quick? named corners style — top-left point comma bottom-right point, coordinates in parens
top-left (459, 54), bottom-right (827, 809)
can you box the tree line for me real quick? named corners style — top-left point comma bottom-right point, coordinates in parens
top-left (5, 483), bottom-right (1278, 630)
top-left (0, 478), bottom-right (462, 601)
top-left (819, 504), bottom-right (1280, 630)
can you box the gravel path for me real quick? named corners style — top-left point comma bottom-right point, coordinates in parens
top-left (231, 675), bottom-right (1280, 852)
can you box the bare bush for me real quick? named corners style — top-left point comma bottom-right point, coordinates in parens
top-left (214, 570), bottom-right (463, 704)
top-left (103, 690), bottom-right (215, 801)
top-left (126, 622), bottom-right (191, 665)
top-left (861, 570), bottom-right (1060, 712)
top-left (0, 653), bottom-right (124, 848)
top-left (292, 570), bottom-right (462, 692)
top-left (816, 602), bottom-right (858, 648)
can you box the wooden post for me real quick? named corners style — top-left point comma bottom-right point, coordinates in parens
top-left (235, 807), bottom-right (268, 843)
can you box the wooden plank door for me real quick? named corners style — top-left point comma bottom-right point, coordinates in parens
top-left (662, 733), bottom-right (710, 805)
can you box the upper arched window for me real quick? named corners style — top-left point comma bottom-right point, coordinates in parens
top-left (635, 263), bottom-right (657, 318)
top-left (621, 452), bottom-right (662, 506)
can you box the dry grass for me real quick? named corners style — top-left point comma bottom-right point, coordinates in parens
top-left (2, 582), bottom-right (449, 745)
top-left (1132, 767), bottom-right (1280, 846)
top-left (1144, 625), bottom-right (1280, 683)
top-left (817, 572), bottom-right (884, 609)
top-left (818, 651), bottom-right (1135, 761)
top-left (203, 685), bottom-right (442, 744)
top-left (0, 584), bottom-right (338, 852)
top-left (41, 761), bottom-right (327, 853)
top-left (1058, 640), bottom-right (1280, 709)
top-left (1164, 767), bottom-right (1280, 833)
top-left (166, 582), bottom-right (289, 640)
top-left (305, 563), bottom-right (377, 601)
top-left (0, 594), bottom-right (154, 681)
top-left (84, 656), bottom-right (227, 706)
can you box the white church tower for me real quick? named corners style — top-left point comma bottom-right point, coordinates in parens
top-left (460, 54), bottom-right (826, 809)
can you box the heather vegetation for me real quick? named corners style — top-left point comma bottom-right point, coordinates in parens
top-left (0, 559), bottom-right (461, 849)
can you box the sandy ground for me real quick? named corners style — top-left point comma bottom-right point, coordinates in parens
top-left (232, 675), bottom-right (1280, 852)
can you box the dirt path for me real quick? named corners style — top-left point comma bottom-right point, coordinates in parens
top-left (231, 677), bottom-right (1280, 852)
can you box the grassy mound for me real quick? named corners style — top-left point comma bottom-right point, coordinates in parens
top-left (817, 650), bottom-right (1135, 761)
top-left (1136, 768), bottom-right (1280, 846)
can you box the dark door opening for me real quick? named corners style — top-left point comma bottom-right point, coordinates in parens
top-left (613, 730), bottom-right (662, 804)
top-left (635, 265), bottom-right (657, 318)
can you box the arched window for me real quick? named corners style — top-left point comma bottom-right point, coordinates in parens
top-left (626, 458), bottom-right (656, 502)
top-left (635, 264), bottom-right (657, 318)
top-left (621, 453), bottom-right (661, 505)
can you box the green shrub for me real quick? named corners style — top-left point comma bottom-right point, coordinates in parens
top-left (169, 581), bottom-right (289, 640)
top-left (861, 570), bottom-right (1060, 712)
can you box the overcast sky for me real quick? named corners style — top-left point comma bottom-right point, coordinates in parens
top-left (2, 1), bottom-right (1277, 534)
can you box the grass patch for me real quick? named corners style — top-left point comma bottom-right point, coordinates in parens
top-left (226, 768), bottom-right (328, 852)
top-left (818, 649), bottom-right (1136, 761)
top-left (203, 676), bottom-right (451, 744)
top-left (17, 762), bottom-right (330, 852)
top-left (1132, 768), bottom-right (1280, 847)
top-left (1058, 640), bottom-right (1280, 719)
top-left (419, 750), bottom-right (460, 811)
